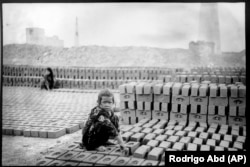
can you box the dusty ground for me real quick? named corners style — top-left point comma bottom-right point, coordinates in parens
top-left (2, 129), bottom-right (82, 166)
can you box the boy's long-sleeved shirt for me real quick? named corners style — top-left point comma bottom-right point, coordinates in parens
top-left (82, 106), bottom-right (120, 147)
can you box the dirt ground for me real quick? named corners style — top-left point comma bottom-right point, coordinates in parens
top-left (2, 130), bottom-right (82, 166)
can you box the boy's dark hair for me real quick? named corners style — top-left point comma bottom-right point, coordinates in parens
top-left (97, 89), bottom-right (114, 105)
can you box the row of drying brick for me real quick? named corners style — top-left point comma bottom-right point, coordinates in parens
top-left (2, 104), bottom-right (86, 137)
top-left (119, 82), bottom-right (246, 98)
top-left (2, 73), bottom-right (246, 91)
top-left (36, 143), bottom-right (164, 166)
top-left (120, 99), bottom-right (245, 115)
top-left (3, 65), bottom-right (245, 81)
top-left (119, 119), bottom-right (245, 151)
top-left (35, 117), bottom-right (246, 166)
top-left (2, 107), bottom-right (89, 115)
top-left (160, 74), bottom-right (246, 85)
top-left (2, 65), bottom-right (175, 80)
top-left (181, 70), bottom-right (245, 77)
top-left (2, 87), bottom-right (103, 112)
top-left (2, 87), bottom-right (104, 139)
top-left (119, 82), bottom-right (246, 126)
top-left (190, 66), bottom-right (245, 74)
top-left (2, 106), bottom-right (87, 138)
top-left (2, 87), bottom-right (100, 107)
top-left (121, 102), bottom-right (245, 115)
top-left (2, 110), bottom-right (89, 120)
top-left (121, 119), bottom-right (246, 142)
top-left (2, 116), bottom-right (85, 124)
top-left (2, 105), bottom-right (94, 114)
top-left (2, 87), bottom-right (99, 112)
top-left (2, 76), bottom-right (132, 90)
top-left (36, 119), bottom-right (245, 166)
top-left (2, 103), bottom-right (97, 114)
top-left (119, 82), bottom-right (246, 112)
top-left (2, 105), bottom-right (91, 119)
top-left (119, 109), bottom-right (246, 126)
top-left (2, 112), bottom-right (88, 121)
top-left (2, 122), bottom-right (84, 138)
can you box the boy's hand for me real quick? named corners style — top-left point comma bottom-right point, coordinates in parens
top-left (121, 147), bottom-right (129, 156)
top-left (98, 115), bottom-right (105, 122)
top-left (120, 144), bottom-right (129, 156)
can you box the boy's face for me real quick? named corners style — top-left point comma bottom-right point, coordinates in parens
top-left (100, 96), bottom-right (114, 111)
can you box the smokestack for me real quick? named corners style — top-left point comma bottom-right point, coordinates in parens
top-left (74, 17), bottom-right (79, 47)
top-left (198, 3), bottom-right (221, 54)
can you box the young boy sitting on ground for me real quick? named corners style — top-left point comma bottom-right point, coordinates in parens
top-left (81, 89), bottom-right (128, 153)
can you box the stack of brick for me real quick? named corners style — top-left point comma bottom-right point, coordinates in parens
top-left (189, 66), bottom-right (246, 85)
top-left (119, 82), bottom-right (138, 124)
top-left (115, 69), bottom-right (124, 80)
top-left (170, 82), bottom-right (191, 123)
top-left (152, 83), bottom-right (172, 121)
top-left (119, 81), bottom-right (246, 127)
top-left (135, 82), bottom-right (154, 122)
top-left (189, 83), bottom-right (209, 123)
top-left (208, 84), bottom-right (228, 125)
top-left (148, 69), bottom-right (158, 80)
top-left (228, 84), bottom-right (246, 126)
top-left (107, 69), bottom-right (116, 80)
top-left (158, 75), bottom-right (173, 83)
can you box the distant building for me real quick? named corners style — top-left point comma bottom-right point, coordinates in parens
top-left (26, 27), bottom-right (64, 47)
top-left (44, 36), bottom-right (64, 48)
top-left (26, 28), bottom-right (45, 45)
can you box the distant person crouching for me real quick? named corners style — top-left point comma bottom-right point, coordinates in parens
top-left (40, 67), bottom-right (54, 90)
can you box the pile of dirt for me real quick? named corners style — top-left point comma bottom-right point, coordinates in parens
top-left (3, 44), bottom-right (245, 68)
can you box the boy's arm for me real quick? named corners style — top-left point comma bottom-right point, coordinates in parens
top-left (82, 107), bottom-right (101, 136)
top-left (89, 107), bottom-right (101, 121)
top-left (82, 108), bottom-right (97, 135)
top-left (115, 132), bottom-right (126, 148)
top-left (82, 116), bottom-right (92, 137)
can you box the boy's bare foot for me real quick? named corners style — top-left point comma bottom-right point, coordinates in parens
top-left (96, 146), bottom-right (107, 152)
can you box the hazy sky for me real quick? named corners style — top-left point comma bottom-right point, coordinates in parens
top-left (3, 3), bottom-right (245, 52)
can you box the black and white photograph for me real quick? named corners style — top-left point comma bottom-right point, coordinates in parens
top-left (2, 1), bottom-right (246, 166)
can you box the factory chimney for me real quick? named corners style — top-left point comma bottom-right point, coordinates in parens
top-left (198, 3), bottom-right (221, 54)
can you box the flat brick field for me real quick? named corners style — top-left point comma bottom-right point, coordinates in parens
top-left (2, 87), bottom-right (120, 138)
